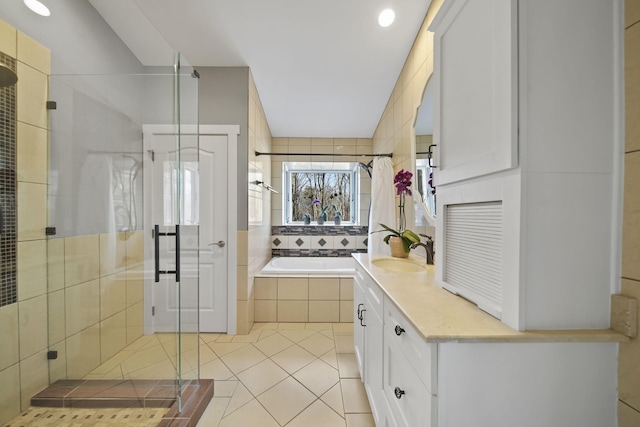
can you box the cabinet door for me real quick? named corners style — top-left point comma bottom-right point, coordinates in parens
top-left (364, 297), bottom-right (385, 426)
top-left (353, 271), bottom-right (366, 379)
top-left (431, 0), bottom-right (518, 185)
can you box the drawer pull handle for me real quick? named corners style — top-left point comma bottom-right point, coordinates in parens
top-left (360, 309), bottom-right (366, 327)
top-left (357, 303), bottom-right (364, 320)
top-left (394, 387), bottom-right (405, 399)
top-left (395, 325), bottom-right (405, 336)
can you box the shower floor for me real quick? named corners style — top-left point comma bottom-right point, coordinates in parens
top-left (3, 406), bottom-right (169, 427)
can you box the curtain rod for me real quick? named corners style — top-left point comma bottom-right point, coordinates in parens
top-left (255, 151), bottom-right (392, 158)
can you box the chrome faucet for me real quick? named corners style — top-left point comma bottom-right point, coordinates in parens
top-left (410, 235), bottom-right (434, 265)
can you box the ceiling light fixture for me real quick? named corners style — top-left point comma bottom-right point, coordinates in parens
top-left (24, 0), bottom-right (50, 17)
top-left (378, 8), bottom-right (395, 27)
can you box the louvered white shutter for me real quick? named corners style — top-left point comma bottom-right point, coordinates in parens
top-left (443, 202), bottom-right (503, 318)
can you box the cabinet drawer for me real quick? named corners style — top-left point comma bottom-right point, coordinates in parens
top-left (384, 328), bottom-right (436, 427)
top-left (385, 298), bottom-right (437, 393)
top-left (356, 264), bottom-right (384, 318)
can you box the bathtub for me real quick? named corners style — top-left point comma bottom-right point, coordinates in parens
top-left (258, 256), bottom-right (355, 276)
top-left (255, 257), bottom-right (355, 323)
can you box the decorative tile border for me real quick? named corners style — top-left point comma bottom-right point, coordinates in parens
top-left (271, 226), bottom-right (368, 257)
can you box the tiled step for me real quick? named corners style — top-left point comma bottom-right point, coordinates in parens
top-left (31, 379), bottom-right (214, 427)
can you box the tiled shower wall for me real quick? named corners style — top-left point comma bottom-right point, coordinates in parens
top-left (0, 20), bottom-right (51, 424)
top-left (618, 2), bottom-right (640, 425)
top-left (0, 20), bottom-right (146, 425)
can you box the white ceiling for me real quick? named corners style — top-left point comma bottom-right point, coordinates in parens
top-left (89, 0), bottom-right (432, 138)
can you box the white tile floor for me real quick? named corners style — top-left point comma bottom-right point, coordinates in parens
top-left (196, 322), bottom-right (374, 427)
top-left (84, 322), bottom-right (374, 427)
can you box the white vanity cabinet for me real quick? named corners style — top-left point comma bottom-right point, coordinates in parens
top-left (353, 254), bottom-right (624, 427)
top-left (429, 0), bottom-right (623, 330)
top-left (354, 263), bottom-right (389, 426)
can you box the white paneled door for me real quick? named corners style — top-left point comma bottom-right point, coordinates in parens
top-left (144, 129), bottom-right (228, 333)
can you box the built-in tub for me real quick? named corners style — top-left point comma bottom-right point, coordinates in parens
top-left (259, 256), bottom-right (355, 276)
top-left (255, 257), bottom-right (355, 323)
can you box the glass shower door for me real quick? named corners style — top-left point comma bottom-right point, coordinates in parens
top-left (46, 56), bottom-right (200, 410)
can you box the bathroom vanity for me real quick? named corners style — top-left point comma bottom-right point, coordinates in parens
top-left (352, 253), bottom-right (626, 427)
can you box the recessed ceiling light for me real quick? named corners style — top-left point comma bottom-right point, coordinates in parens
top-left (378, 8), bottom-right (395, 27)
top-left (24, 0), bottom-right (50, 17)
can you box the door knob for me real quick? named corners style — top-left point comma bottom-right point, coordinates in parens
top-left (209, 240), bottom-right (226, 248)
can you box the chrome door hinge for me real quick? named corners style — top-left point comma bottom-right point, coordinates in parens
top-left (152, 306), bottom-right (155, 316)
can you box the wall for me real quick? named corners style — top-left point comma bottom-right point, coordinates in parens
top-left (269, 137), bottom-right (373, 256)
top-left (236, 71), bottom-right (272, 334)
top-left (198, 67), bottom-right (250, 231)
top-left (618, 2), bottom-right (640, 425)
top-left (371, 1), bottom-right (443, 239)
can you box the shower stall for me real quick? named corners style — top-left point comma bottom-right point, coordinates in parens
top-left (40, 57), bottom-right (203, 409)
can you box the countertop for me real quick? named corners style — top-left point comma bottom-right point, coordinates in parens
top-left (352, 253), bottom-right (628, 344)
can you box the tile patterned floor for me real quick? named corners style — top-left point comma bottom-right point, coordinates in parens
top-left (83, 322), bottom-right (373, 427)
top-left (196, 322), bottom-right (374, 427)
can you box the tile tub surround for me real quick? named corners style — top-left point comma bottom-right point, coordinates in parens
top-left (255, 276), bottom-right (354, 323)
top-left (271, 225), bottom-right (368, 257)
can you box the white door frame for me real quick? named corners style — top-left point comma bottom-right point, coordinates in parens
top-left (142, 124), bottom-right (239, 335)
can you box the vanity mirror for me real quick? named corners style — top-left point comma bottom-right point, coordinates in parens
top-left (413, 78), bottom-right (436, 227)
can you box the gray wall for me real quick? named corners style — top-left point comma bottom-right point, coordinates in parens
top-left (0, 0), bottom-right (143, 75)
top-left (198, 67), bottom-right (249, 230)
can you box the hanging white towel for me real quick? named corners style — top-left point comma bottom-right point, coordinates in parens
top-left (368, 157), bottom-right (396, 256)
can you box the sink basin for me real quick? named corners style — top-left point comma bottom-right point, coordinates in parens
top-left (371, 258), bottom-right (425, 273)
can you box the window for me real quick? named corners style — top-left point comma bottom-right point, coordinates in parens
top-left (284, 162), bottom-right (359, 224)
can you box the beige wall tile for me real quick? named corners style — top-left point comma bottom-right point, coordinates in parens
top-left (17, 122), bottom-right (47, 184)
top-left (0, 364), bottom-right (20, 426)
top-left (124, 230), bottom-right (144, 267)
top-left (0, 19), bottom-right (17, 57)
top-left (66, 324), bottom-right (100, 378)
top-left (278, 278), bottom-right (308, 300)
top-left (340, 278), bottom-right (354, 300)
top-left (100, 233), bottom-right (127, 276)
top-left (100, 273), bottom-right (127, 320)
top-left (237, 265), bottom-right (248, 301)
top-left (126, 265), bottom-right (144, 306)
top-left (626, 24), bottom-right (640, 153)
top-left (623, 152), bottom-right (640, 280)
top-left (101, 311), bottom-right (127, 362)
top-left (47, 340), bottom-right (66, 383)
top-left (309, 278), bottom-right (340, 301)
top-left (126, 301), bottom-right (144, 344)
top-left (309, 301), bottom-right (340, 322)
top-left (18, 295), bottom-right (47, 359)
top-left (17, 240), bottom-right (47, 301)
top-left (17, 31), bottom-right (50, 74)
top-left (64, 235), bottom-right (100, 287)
top-left (339, 301), bottom-right (354, 323)
top-left (237, 230), bottom-right (248, 265)
top-left (277, 300), bottom-right (308, 322)
top-left (620, 400), bottom-right (640, 427)
top-left (65, 279), bottom-right (100, 336)
top-left (627, 1), bottom-right (640, 28)
top-left (237, 300), bottom-right (249, 334)
top-left (0, 304), bottom-right (19, 372)
top-left (255, 277), bottom-right (277, 299)
top-left (255, 300), bottom-right (277, 322)
top-left (19, 350), bottom-right (48, 410)
top-left (17, 182), bottom-right (46, 241)
top-left (17, 62), bottom-right (47, 129)
top-left (47, 289), bottom-right (65, 345)
top-left (47, 238), bottom-right (65, 292)
top-left (619, 278), bottom-right (640, 410)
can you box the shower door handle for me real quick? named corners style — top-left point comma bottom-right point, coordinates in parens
top-left (154, 224), bottom-right (180, 283)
